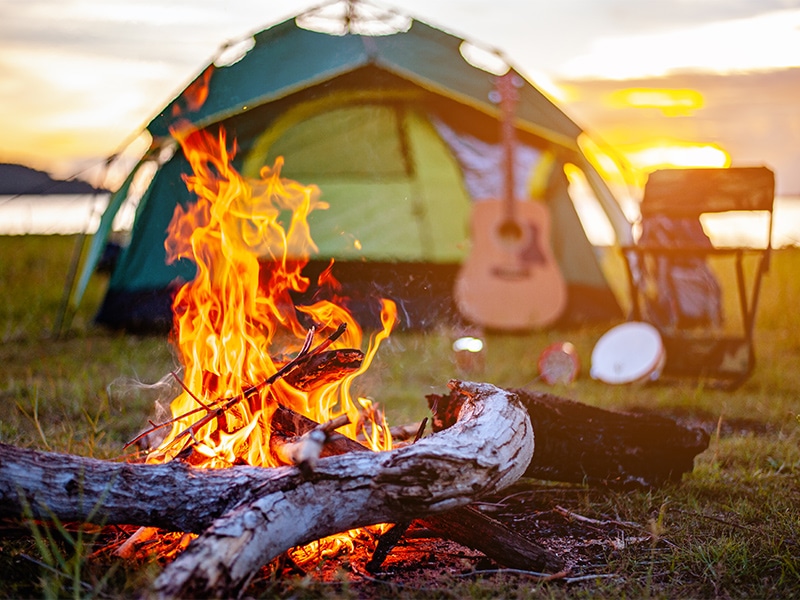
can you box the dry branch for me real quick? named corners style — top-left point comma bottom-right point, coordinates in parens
top-left (124, 325), bottom-right (354, 453)
top-left (419, 505), bottom-right (565, 573)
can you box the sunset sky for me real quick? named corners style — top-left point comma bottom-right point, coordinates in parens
top-left (1, 0), bottom-right (799, 191)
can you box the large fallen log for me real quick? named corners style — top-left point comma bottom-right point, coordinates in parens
top-left (428, 387), bottom-right (710, 488)
top-left (0, 380), bottom-right (533, 599)
top-left (519, 389), bottom-right (710, 487)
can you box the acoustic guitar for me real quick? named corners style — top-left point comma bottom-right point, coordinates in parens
top-left (454, 71), bottom-right (567, 330)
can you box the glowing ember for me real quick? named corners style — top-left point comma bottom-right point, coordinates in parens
top-left (146, 125), bottom-right (396, 474)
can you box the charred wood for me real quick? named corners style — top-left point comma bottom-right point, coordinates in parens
top-left (282, 348), bottom-right (364, 391)
top-left (428, 387), bottom-right (710, 488)
top-left (419, 505), bottom-right (565, 573)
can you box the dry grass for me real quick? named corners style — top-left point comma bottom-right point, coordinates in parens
top-left (1, 234), bottom-right (798, 598)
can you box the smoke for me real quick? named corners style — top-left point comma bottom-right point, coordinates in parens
top-left (107, 370), bottom-right (184, 450)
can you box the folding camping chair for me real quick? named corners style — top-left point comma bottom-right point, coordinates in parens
top-left (622, 166), bottom-right (775, 389)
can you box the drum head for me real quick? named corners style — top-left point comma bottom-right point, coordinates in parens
top-left (590, 322), bottom-right (665, 385)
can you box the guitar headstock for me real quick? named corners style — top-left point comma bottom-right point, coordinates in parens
top-left (490, 70), bottom-right (523, 116)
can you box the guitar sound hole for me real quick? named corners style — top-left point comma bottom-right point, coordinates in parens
top-left (498, 220), bottom-right (524, 243)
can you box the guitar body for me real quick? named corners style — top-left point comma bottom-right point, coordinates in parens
top-left (455, 199), bottom-right (568, 330)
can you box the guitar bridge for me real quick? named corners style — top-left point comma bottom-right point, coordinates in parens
top-left (491, 265), bottom-right (531, 280)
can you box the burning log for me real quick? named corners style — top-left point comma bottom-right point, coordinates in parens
top-left (282, 348), bottom-right (364, 391)
top-left (0, 380), bottom-right (534, 599)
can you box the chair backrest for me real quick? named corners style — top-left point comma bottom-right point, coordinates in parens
top-left (641, 167), bottom-right (775, 218)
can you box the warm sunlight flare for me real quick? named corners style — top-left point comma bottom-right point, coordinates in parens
top-left (622, 141), bottom-right (731, 172)
top-left (608, 88), bottom-right (704, 116)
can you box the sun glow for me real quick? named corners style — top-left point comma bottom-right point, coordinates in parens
top-left (622, 141), bottom-right (731, 172)
top-left (608, 88), bottom-right (704, 116)
top-left (562, 9), bottom-right (800, 78)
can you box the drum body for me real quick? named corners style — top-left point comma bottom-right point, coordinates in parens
top-left (538, 342), bottom-right (581, 385)
top-left (590, 322), bottom-right (665, 385)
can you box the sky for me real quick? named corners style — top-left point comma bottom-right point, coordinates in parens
top-left (1, 0), bottom-right (799, 185)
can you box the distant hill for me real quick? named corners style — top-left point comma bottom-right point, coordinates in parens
top-left (0, 163), bottom-right (105, 195)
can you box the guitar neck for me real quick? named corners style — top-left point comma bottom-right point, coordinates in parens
top-left (498, 71), bottom-right (518, 224)
top-left (502, 110), bottom-right (515, 222)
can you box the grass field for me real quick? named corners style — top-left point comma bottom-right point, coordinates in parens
top-left (1, 234), bottom-right (798, 598)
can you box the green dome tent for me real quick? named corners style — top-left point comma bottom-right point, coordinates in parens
top-left (71, 0), bottom-right (632, 332)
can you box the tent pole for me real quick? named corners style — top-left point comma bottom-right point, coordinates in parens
top-left (53, 156), bottom-right (114, 338)
top-left (53, 229), bottom-right (90, 338)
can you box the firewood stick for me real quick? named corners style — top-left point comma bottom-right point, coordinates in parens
top-left (271, 405), bottom-right (366, 458)
top-left (114, 526), bottom-right (159, 558)
top-left (365, 521), bottom-right (411, 573)
top-left (270, 413), bottom-right (351, 474)
top-left (123, 326), bottom-right (354, 451)
top-left (386, 421), bottom-right (426, 442)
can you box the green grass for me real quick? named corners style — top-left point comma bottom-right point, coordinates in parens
top-left (1, 234), bottom-right (799, 598)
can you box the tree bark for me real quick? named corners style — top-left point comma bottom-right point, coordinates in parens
top-left (0, 380), bottom-right (534, 599)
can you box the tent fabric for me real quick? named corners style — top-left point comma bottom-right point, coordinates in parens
top-left (432, 117), bottom-right (544, 203)
top-left (70, 167), bottom-right (137, 311)
top-left (83, 6), bottom-right (629, 332)
top-left (147, 19), bottom-right (582, 146)
top-left (241, 100), bottom-right (472, 263)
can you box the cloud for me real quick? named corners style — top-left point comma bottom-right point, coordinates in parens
top-left (2, 0), bottom-right (797, 175)
top-left (600, 0), bottom-right (800, 30)
top-left (561, 8), bottom-right (800, 78)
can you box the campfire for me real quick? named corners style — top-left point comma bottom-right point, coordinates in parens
top-left (129, 124), bottom-right (401, 560)
top-left (151, 125), bottom-right (395, 467)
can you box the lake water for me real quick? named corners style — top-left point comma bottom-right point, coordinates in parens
top-left (0, 193), bottom-right (798, 248)
top-left (0, 194), bottom-right (112, 236)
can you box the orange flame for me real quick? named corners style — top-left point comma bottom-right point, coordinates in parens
top-left (147, 125), bottom-right (396, 471)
